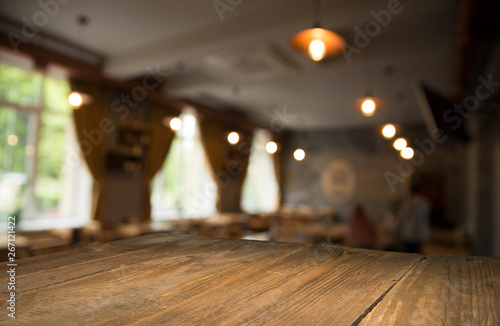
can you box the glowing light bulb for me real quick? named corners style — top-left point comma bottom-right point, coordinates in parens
top-left (401, 147), bottom-right (414, 159)
top-left (25, 145), bottom-right (35, 156)
top-left (169, 117), bottom-right (182, 131)
top-left (7, 134), bottom-right (18, 146)
top-left (382, 124), bottom-right (396, 139)
top-left (68, 92), bottom-right (83, 108)
top-left (227, 132), bottom-right (239, 144)
top-left (308, 39), bottom-right (326, 61)
top-left (361, 98), bottom-right (376, 116)
top-left (393, 138), bottom-right (407, 151)
top-left (294, 149), bottom-right (305, 161)
top-left (266, 141), bottom-right (278, 154)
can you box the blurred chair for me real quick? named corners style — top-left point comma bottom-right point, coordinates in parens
top-left (317, 206), bottom-right (336, 224)
top-left (80, 220), bottom-right (102, 244)
top-left (279, 204), bottom-right (295, 218)
top-left (297, 205), bottom-right (319, 221)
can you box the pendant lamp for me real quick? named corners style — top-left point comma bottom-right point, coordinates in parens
top-left (290, 0), bottom-right (345, 61)
top-left (354, 49), bottom-right (383, 116)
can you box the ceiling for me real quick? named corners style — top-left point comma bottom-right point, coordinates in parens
top-left (0, 0), bottom-right (457, 130)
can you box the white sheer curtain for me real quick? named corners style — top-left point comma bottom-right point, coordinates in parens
top-left (151, 112), bottom-right (216, 220)
top-left (0, 56), bottom-right (92, 231)
top-left (241, 129), bottom-right (279, 213)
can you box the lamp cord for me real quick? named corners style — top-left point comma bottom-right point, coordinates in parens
top-left (77, 15), bottom-right (88, 44)
top-left (365, 46), bottom-right (373, 97)
top-left (313, 0), bottom-right (321, 28)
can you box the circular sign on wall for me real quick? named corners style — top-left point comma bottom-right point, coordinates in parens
top-left (321, 159), bottom-right (357, 204)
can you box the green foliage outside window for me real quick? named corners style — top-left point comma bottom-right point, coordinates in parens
top-left (0, 63), bottom-right (72, 218)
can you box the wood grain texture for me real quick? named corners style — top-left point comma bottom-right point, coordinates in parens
top-left (1, 233), bottom-right (422, 325)
top-left (360, 254), bottom-right (500, 326)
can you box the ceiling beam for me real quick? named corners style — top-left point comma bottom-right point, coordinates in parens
top-left (0, 14), bottom-right (105, 67)
top-left (181, 98), bottom-right (285, 138)
top-left (0, 30), bottom-right (277, 134)
top-left (0, 32), bottom-right (102, 76)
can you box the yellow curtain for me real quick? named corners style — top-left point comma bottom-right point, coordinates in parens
top-left (70, 78), bottom-right (108, 224)
top-left (273, 145), bottom-right (282, 208)
top-left (199, 118), bottom-right (227, 211)
top-left (143, 102), bottom-right (179, 221)
top-left (199, 118), bottom-right (252, 212)
top-left (228, 131), bottom-right (251, 212)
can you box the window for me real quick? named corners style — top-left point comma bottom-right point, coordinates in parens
top-left (241, 129), bottom-right (279, 213)
top-left (0, 57), bottom-right (92, 230)
top-left (151, 113), bottom-right (216, 220)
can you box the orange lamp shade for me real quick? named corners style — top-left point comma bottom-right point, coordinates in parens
top-left (290, 28), bottom-right (345, 61)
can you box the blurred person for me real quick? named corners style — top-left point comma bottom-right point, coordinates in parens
top-left (377, 197), bottom-right (401, 251)
top-left (397, 185), bottom-right (431, 253)
top-left (344, 203), bottom-right (377, 249)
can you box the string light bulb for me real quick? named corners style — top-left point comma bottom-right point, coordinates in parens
top-left (401, 147), bottom-right (414, 159)
top-left (68, 92), bottom-right (83, 108)
top-left (393, 138), bottom-right (407, 151)
top-left (227, 132), bottom-right (239, 145)
top-left (382, 124), bottom-right (396, 139)
top-left (169, 117), bottom-right (182, 131)
top-left (266, 141), bottom-right (278, 154)
top-left (361, 98), bottom-right (376, 116)
top-left (294, 149), bottom-right (305, 161)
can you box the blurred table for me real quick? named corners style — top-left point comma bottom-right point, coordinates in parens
top-left (272, 222), bottom-right (345, 244)
top-left (299, 223), bottom-right (346, 242)
top-left (1, 234), bottom-right (499, 325)
top-left (202, 213), bottom-right (248, 227)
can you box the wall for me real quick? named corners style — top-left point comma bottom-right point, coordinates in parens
top-left (101, 91), bottom-right (149, 226)
top-left (473, 124), bottom-right (495, 256)
top-left (494, 121), bottom-right (500, 257)
top-left (104, 172), bottom-right (143, 224)
top-left (282, 128), bottom-right (407, 223)
top-left (475, 118), bottom-right (500, 257)
top-left (282, 126), bottom-right (468, 224)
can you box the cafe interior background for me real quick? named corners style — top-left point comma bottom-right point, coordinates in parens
top-left (0, 0), bottom-right (499, 258)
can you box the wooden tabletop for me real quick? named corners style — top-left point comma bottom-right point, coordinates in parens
top-left (1, 233), bottom-right (499, 325)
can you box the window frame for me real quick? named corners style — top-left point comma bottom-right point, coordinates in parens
top-left (0, 60), bottom-right (92, 231)
top-left (151, 112), bottom-right (217, 220)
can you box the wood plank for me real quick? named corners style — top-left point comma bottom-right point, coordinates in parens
top-left (360, 254), bottom-right (500, 325)
top-left (1, 233), bottom-right (284, 292)
top-left (0, 234), bottom-right (422, 325)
